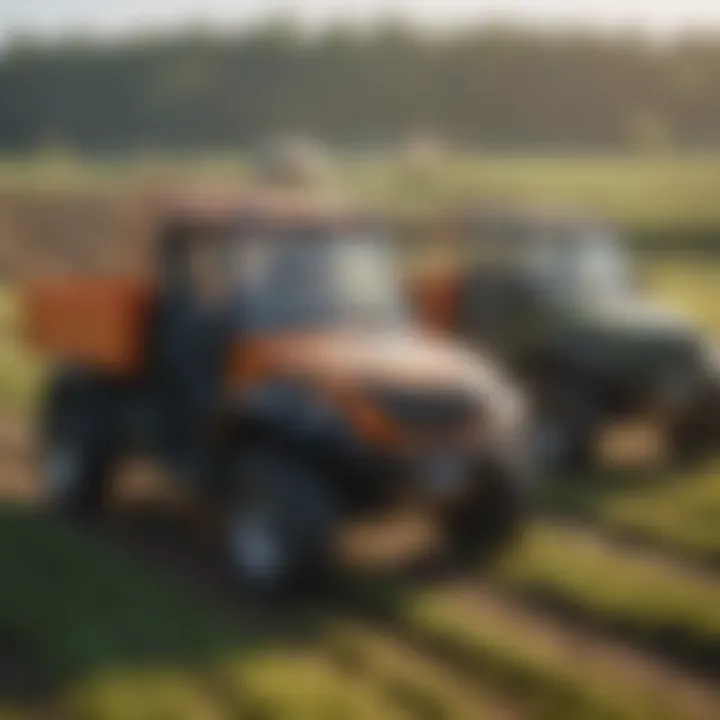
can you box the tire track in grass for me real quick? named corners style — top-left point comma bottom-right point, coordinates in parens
top-left (543, 466), bottom-right (720, 572)
top-left (441, 582), bottom-right (719, 719)
top-left (1, 510), bottom-right (715, 720)
top-left (104, 502), bottom-right (709, 720)
top-left (336, 567), bottom-right (720, 720)
top-left (324, 620), bottom-right (521, 720)
top-left (3, 416), bottom-right (720, 718)
top-left (495, 523), bottom-right (720, 673)
top-left (553, 512), bottom-right (720, 576)
top-left (98, 504), bottom-right (519, 720)
top-left (0, 425), bottom-right (516, 720)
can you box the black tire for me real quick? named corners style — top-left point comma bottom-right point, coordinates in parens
top-left (667, 407), bottom-right (716, 468)
top-left (441, 461), bottom-right (528, 567)
top-left (564, 423), bottom-right (596, 474)
top-left (224, 448), bottom-right (336, 594)
top-left (538, 384), bottom-right (600, 476)
top-left (39, 370), bottom-right (115, 518)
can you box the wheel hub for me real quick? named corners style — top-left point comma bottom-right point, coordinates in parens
top-left (229, 504), bottom-right (285, 585)
top-left (44, 443), bottom-right (79, 500)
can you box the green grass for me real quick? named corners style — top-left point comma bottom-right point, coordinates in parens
top-left (344, 574), bottom-right (692, 720)
top-left (0, 507), bottom-right (410, 720)
top-left (547, 464), bottom-right (720, 566)
top-left (0, 507), bottom-right (243, 696)
top-left (1, 504), bottom-right (714, 720)
top-left (0, 288), bottom-right (43, 415)
top-left (0, 155), bottom-right (250, 195)
top-left (497, 524), bottom-right (720, 665)
top-left (350, 154), bottom-right (720, 227)
top-left (6, 153), bottom-right (720, 228)
top-left (404, 597), bottom-right (681, 720)
top-left (6, 504), bottom-right (692, 720)
top-left (325, 622), bottom-right (510, 720)
top-left (601, 467), bottom-right (720, 564)
top-left (642, 260), bottom-right (720, 333)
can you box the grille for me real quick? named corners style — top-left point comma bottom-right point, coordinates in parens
top-left (373, 387), bottom-right (480, 433)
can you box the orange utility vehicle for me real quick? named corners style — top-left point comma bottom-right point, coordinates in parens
top-left (25, 196), bottom-right (530, 590)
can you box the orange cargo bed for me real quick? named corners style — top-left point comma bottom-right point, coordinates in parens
top-left (23, 276), bottom-right (154, 375)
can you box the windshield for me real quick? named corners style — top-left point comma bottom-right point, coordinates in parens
top-left (565, 229), bottom-right (632, 298)
top-left (549, 226), bottom-right (633, 301)
top-left (232, 231), bottom-right (406, 331)
top-left (499, 222), bottom-right (633, 301)
top-left (467, 216), bottom-right (634, 306)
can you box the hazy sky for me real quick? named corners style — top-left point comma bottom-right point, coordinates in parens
top-left (4, 1), bottom-right (720, 43)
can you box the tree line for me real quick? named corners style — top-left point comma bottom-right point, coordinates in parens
top-left (3, 22), bottom-right (720, 152)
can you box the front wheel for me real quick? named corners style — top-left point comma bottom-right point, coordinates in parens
top-left (535, 384), bottom-right (601, 476)
top-left (441, 461), bottom-right (528, 567)
top-left (224, 448), bottom-right (336, 594)
top-left (667, 395), bottom-right (720, 467)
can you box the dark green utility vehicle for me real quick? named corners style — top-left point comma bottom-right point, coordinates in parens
top-left (414, 208), bottom-right (720, 471)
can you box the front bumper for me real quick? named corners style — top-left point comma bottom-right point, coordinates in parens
top-left (332, 435), bottom-right (520, 514)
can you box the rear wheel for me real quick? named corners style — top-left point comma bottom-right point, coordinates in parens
top-left (667, 390), bottom-right (720, 467)
top-left (224, 448), bottom-right (336, 594)
top-left (40, 371), bottom-right (115, 517)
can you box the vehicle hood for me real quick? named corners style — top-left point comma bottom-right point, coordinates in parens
top-left (578, 297), bottom-right (695, 339)
top-left (234, 329), bottom-right (501, 394)
top-left (556, 296), bottom-right (701, 370)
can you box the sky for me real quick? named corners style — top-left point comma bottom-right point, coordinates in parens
top-left (3, 0), bottom-right (720, 44)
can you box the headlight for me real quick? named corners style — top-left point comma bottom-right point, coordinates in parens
top-left (492, 384), bottom-right (527, 435)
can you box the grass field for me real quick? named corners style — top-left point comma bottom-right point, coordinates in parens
top-left (352, 154), bottom-right (720, 228)
top-left (499, 524), bottom-right (720, 664)
top-left (0, 289), bottom-right (42, 415)
top-left (0, 506), bottom-right (717, 720)
top-left (642, 260), bottom-right (720, 333)
top-left (1, 172), bottom-right (720, 718)
top-left (5, 153), bottom-right (720, 228)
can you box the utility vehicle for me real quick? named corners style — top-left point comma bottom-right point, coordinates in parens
top-left (25, 199), bottom-right (530, 590)
top-left (412, 207), bottom-right (720, 472)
